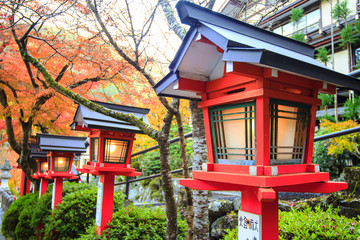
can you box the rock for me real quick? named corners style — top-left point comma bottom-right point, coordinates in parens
top-left (343, 167), bottom-right (360, 195)
top-left (278, 202), bottom-right (291, 212)
top-left (233, 197), bottom-right (241, 211)
top-left (209, 200), bottom-right (234, 223)
top-left (210, 212), bottom-right (238, 240)
top-left (340, 199), bottom-right (360, 209)
top-left (338, 205), bottom-right (360, 219)
top-left (177, 189), bottom-right (187, 207)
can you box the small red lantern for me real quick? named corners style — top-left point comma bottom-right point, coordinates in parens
top-left (30, 143), bottom-right (48, 197)
top-left (37, 134), bottom-right (87, 209)
top-left (155, 2), bottom-right (360, 240)
top-left (71, 101), bottom-right (149, 234)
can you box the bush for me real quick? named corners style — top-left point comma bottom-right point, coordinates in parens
top-left (222, 207), bottom-right (360, 240)
top-left (43, 183), bottom-right (124, 239)
top-left (1, 193), bottom-right (37, 239)
top-left (313, 120), bottom-right (360, 178)
top-left (80, 205), bottom-right (187, 240)
top-left (279, 206), bottom-right (360, 239)
top-left (15, 206), bottom-right (36, 240)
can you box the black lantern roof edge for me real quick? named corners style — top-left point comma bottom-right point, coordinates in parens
top-left (36, 133), bottom-right (87, 153)
top-left (175, 1), bottom-right (314, 58)
top-left (29, 143), bottom-right (47, 159)
top-left (92, 100), bottom-right (150, 114)
top-left (36, 133), bottom-right (87, 141)
top-left (71, 100), bottom-right (150, 134)
top-left (154, 1), bottom-right (360, 98)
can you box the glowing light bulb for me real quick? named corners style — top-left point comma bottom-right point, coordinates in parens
top-left (110, 144), bottom-right (116, 153)
top-left (58, 159), bottom-right (64, 164)
top-left (44, 163), bottom-right (48, 168)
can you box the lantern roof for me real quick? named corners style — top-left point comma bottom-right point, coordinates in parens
top-left (36, 133), bottom-right (87, 153)
top-left (29, 143), bottom-right (47, 159)
top-left (154, 1), bottom-right (360, 99)
top-left (71, 101), bottom-right (150, 134)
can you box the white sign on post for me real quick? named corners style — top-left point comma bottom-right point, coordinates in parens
top-left (51, 183), bottom-right (55, 209)
top-left (238, 210), bottom-right (262, 240)
top-left (95, 182), bottom-right (104, 227)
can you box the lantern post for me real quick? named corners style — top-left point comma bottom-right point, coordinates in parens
top-left (36, 134), bottom-right (87, 209)
top-left (71, 101), bottom-right (149, 235)
top-left (29, 143), bottom-right (49, 197)
top-left (155, 2), bottom-right (360, 239)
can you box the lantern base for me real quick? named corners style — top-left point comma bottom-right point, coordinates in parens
top-left (44, 172), bottom-right (77, 179)
top-left (77, 165), bottom-right (141, 176)
top-left (190, 171), bottom-right (332, 187)
top-left (180, 171), bottom-right (347, 193)
top-left (31, 173), bottom-right (47, 179)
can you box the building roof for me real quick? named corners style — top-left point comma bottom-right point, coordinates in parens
top-left (71, 101), bottom-right (150, 134)
top-left (29, 143), bottom-right (47, 159)
top-left (36, 133), bottom-right (87, 153)
top-left (154, 1), bottom-right (360, 99)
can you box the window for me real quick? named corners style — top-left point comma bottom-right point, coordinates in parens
top-left (53, 157), bottom-right (71, 172)
top-left (269, 100), bottom-right (309, 165)
top-left (273, 9), bottom-right (320, 36)
top-left (210, 102), bottom-right (256, 165)
top-left (40, 161), bottom-right (48, 173)
top-left (103, 139), bottom-right (130, 164)
top-left (91, 138), bottom-right (99, 162)
top-left (354, 47), bottom-right (360, 67)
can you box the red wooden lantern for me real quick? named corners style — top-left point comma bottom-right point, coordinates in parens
top-left (30, 143), bottom-right (49, 197)
top-left (37, 134), bottom-right (87, 209)
top-left (155, 2), bottom-right (360, 240)
top-left (71, 101), bottom-right (149, 234)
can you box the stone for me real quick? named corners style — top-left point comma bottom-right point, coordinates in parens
top-left (210, 211), bottom-right (238, 240)
top-left (343, 167), bottom-right (360, 195)
top-left (278, 202), bottom-right (291, 212)
top-left (209, 200), bottom-right (234, 223)
top-left (340, 199), bottom-right (360, 209)
top-left (233, 197), bottom-right (241, 211)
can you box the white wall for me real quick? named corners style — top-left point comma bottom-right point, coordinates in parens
top-left (327, 49), bottom-right (350, 74)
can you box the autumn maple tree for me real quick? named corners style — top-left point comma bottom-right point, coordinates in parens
top-left (1, 0), bottom-right (214, 239)
top-left (0, 0), bottom-right (134, 187)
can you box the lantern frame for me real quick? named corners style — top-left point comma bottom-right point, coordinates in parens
top-left (71, 101), bottom-right (149, 176)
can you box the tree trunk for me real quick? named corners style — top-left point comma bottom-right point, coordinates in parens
top-left (159, 138), bottom-right (178, 240)
top-left (175, 110), bottom-right (194, 240)
top-left (190, 100), bottom-right (209, 240)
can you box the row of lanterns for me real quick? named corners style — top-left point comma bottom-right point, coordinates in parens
top-left (29, 101), bottom-right (149, 234)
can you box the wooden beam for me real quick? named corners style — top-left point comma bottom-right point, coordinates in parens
top-left (198, 88), bottom-right (263, 108)
top-left (175, 78), bottom-right (206, 93)
top-left (274, 182), bottom-right (348, 193)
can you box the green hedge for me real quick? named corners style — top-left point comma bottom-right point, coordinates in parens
top-left (222, 206), bottom-right (360, 240)
top-left (80, 205), bottom-right (187, 240)
top-left (1, 193), bottom-right (37, 240)
top-left (43, 185), bottom-right (124, 239)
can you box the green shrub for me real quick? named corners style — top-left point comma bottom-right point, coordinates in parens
top-left (1, 193), bottom-right (37, 239)
top-left (15, 206), bottom-right (36, 240)
top-left (279, 206), bottom-right (360, 239)
top-left (43, 183), bottom-right (124, 239)
top-left (222, 207), bottom-right (360, 240)
top-left (80, 205), bottom-right (187, 240)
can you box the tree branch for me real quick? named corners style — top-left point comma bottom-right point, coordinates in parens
top-left (86, 0), bottom-right (173, 112)
top-left (0, 88), bottom-right (21, 154)
top-left (22, 50), bottom-right (160, 140)
top-left (159, 0), bottom-right (186, 40)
